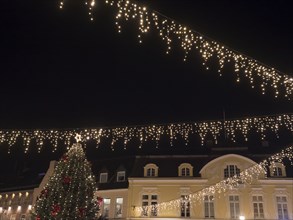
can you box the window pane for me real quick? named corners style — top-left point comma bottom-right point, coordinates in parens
top-left (100, 173), bottom-right (108, 183)
top-left (115, 198), bottom-right (123, 218)
top-left (181, 195), bottom-right (190, 217)
top-left (117, 171), bottom-right (125, 182)
top-left (142, 195), bottom-right (148, 200)
top-left (103, 199), bottom-right (111, 219)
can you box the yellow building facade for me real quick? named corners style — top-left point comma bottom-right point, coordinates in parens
top-left (97, 153), bottom-right (293, 220)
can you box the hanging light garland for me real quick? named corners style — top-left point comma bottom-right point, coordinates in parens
top-left (132, 145), bottom-right (293, 214)
top-left (59, 0), bottom-right (293, 99)
top-left (0, 114), bottom-right (292, 153)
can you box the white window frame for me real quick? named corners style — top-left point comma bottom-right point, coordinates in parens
top-left (178, 163), bottom-right (193, 177)
top-left (100, 172), bottom-right (108, 183)
top-left (276, 196), bottom-right (289, 220)
top-left (252, 195), bottom-right (264, 219)
top-left (180, 195), bottom-right (190, 218)
top-left (204, 195), bottom-right (215, 218)
top-left (224, 165), bottom-right (240, 178)
top-left (117, 171), bottom-right (126, 182)
top-left (144, 164), bottom-right (158, 177)
top-left (270, 162), bottom-right (286, 177)
top-left (103, 198), bottom-right (111, 219)
top-left (229, 195), bottom-right (240, 219)
top-left (141, 194), bottom-right (158, 217)
top-left (115, 197), bottom-right (123, 218)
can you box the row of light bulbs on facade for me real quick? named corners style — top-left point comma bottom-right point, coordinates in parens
top-left (0, 114), bottom-right (292, 153)
top-left (132, 145), bottom-right (293, 213)
top-left (59, 0), bottom-right (293, 99)
top-left (0, 192), bottom-right (31, 214)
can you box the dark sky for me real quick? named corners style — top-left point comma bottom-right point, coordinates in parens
top-left (0, 0), bottom-right (292, 179)
top-left (0, 0), bottom-right (292, 129)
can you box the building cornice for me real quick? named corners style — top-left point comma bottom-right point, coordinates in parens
top-left (128, 177), bottom-right (208, 184)
top-left (97, 188), bottom-right (128, 193)
top-left (257, 178), bottom-right (293, 184)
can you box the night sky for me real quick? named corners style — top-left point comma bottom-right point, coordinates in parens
top-left (0, 1), bottom-right (292, 176)
top-left (1, 0), bottom-right (292, 129)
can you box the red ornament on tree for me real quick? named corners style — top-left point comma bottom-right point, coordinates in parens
top-left (61, 154), bottom-right (68, 162)
top-left (63, 176), bottom-right (71, 185)
top-left (36, 216), bottom-right (41, 220)
top-left (78, 207), bottom-right (85, 217)
top-left (51, 204), bottom-right (61, 217)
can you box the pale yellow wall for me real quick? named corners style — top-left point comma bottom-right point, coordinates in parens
top-left (97, 188), bottom-right (128, 219)
top-left (127, 154), bottom-right (293, 220)
top-left (128, 179), bottom-right (207, 218)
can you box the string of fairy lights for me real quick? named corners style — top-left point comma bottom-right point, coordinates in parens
top-left (132, 145), bottom-right (293, 214)
top-left (0, 114), bottom-right (292, 153)
top-left (59, 0), bottom-right (293, 99)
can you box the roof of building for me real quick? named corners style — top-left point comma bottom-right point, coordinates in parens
top-left (93, 144), bottom-right (293, 190)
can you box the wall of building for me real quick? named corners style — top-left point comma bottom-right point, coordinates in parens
top-left (124, 154), bottom-right (293, 220)
top-left (0, 190), bottom-right (33, 220)
top-left (97, 188), bottom-right (128, 219)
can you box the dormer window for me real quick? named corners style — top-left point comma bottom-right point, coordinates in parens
top-left (100, 172), bottom-right (108, 183)
top-left (224, 165), bottom-right (240, 178)
top-left (273, 167), bottom-right (282, 176)
top-left (117, 171), bottom-right (126, 182)
top-left (178, 163), bottom-right (193, 177)
top-left (147, 168), bottom-right (155, 177)
top-left (144, 164), bottom-right (158, 177)
top-left (270, 162), bottom-right (286, 177)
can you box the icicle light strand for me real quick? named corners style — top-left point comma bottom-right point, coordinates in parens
top-left (0, 114), bottom-right (292, 153)
top-left (60, 0), bottom-right (293, 99)
top-left (132, 145), bottom-right (293, 214)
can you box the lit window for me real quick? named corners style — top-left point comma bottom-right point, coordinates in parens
top-left (253, 196), bottom-right (264, 219)
top-left (115, 198), bottom-right (123, 218)
top-left (100, 173), bottom-right (108, 183)
top-left (141, 194), bottom-right (158, 217)
top-left (276, 196), bottom-right (289, 220)
top-left (103, 198), bottom-right (111, 219)
top-left (224, 165), bottom-right (240, 178)
top-left (181, 195), bottom-right (190, 217)
top-left (229, 195), bottom-right (240, 219)
top-left (204, 195), bottom-right (214, 218)
top-left (117, 171), bottom-right (126, 182)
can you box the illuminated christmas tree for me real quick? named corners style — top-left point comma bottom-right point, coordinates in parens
top-left (32, 135), bottom-right (100, 219)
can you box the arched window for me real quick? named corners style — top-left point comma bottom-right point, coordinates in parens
top-left (182, 168), bottom-right (190, 176)
top-left (270, 162), bottom-right (286, 177)
top-left (144, 164), bottom-right (158, 177)
top-left (178, 163), bottom-right (193, 177)
top-left (224, 165), bottom-right (240, 178)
